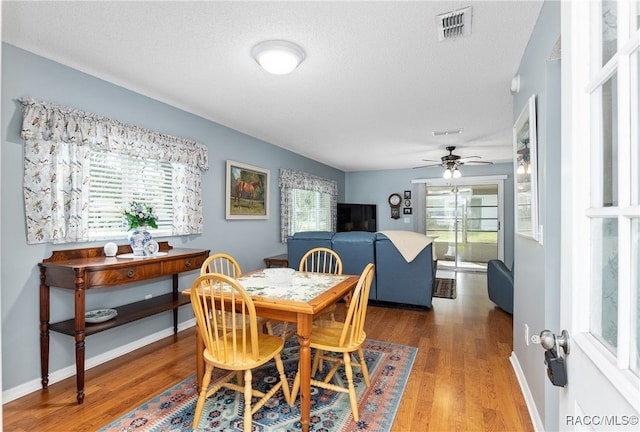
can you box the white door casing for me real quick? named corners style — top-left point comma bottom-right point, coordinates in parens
top-left (560, 1), bottom-right (640, 430)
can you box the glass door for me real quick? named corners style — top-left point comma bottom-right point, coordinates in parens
top-left (426, 183), bottom-right (500, 271)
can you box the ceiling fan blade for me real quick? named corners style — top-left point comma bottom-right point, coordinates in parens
top-left (420, 159), bottom-right (441, 162)
top-left (413, 163), bottom-right (443, 169)
top-left (459, 155), bottom-right (481, 160)
top-left (463, 160), bottom-right (494, 165)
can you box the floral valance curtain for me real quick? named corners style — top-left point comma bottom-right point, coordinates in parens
top-left (20, 98), bottom-right (208, 170)
top-left (19, 98), bottom-right (208, 244)
top-left (279, 168), bottom-right (338, 243)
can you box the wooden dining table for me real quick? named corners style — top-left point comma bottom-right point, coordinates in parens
top-left (184, 269), bottom-right (359, 432)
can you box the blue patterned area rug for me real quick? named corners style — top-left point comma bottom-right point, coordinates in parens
top-left (99, 339), bottom-right (417, 432)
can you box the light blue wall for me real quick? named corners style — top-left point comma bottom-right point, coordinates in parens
top-left (345, 162), bottom-right (515, 265)
top-left (1, 43), bottom-right (345, 393)
top-left (512, 1), bottom-right (561, 430)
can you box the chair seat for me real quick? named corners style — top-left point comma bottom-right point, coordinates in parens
top-left (204, 331), bottom-right (285, 370)
top-left (310, 320), bottom-right (367, 352)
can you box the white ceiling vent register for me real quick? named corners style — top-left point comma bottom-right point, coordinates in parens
top-left (436, 6), bottom-right (473, 41)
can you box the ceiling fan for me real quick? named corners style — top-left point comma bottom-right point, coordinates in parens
top-left (413, 146), bottom-right (493, 178)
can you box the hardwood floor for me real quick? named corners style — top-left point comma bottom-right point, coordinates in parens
top-left (3, 271), bottom-right (533, 431)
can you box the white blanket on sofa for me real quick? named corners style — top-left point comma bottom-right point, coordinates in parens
top-left (378, 230), bottom-right (435, 263)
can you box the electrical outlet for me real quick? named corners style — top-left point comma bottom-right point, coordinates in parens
top-left (525, 323), bottom-right (529, 346)
top-left (145, 294), bottom-right (152, 300)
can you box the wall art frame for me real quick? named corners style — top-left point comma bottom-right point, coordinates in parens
top-left (225, 160), bottom-right (270, 220)
top-left (513, 94), bottom-right (539, 241)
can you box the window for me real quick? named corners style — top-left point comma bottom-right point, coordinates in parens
top-left (19, 98), bottom-right (208, 244)
top-left (291, 189), bottom-right (332, 233)
top-left (576, 0), bottom-right (640, 377)
top-left (88, 152), bottom-right (174, 239)
top-left (279, 168), bottom-right (338, 242)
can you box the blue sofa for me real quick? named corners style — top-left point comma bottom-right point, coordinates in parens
top-left (487, 259), bottom-right (513, 314)
top-left (287, 231), bottom-right (434, 308)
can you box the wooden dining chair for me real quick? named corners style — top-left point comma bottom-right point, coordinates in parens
top-left (299, 247), bottom-right (343, 274)
top-left (200, 252), bottom-right (242, 277)
top-left (190, 273), bottom-right (292, 431)
top-left (290, 262), bottom-right (375, 422)
top-left (269, 247), bottom-right (343, 340)
top-left (301, 247), bottom-right (344, 322)
top-left (200, 252), bottom-right (263, 384)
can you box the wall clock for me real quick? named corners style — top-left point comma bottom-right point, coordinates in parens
top-left (388, 193), bottom-right (402, 219)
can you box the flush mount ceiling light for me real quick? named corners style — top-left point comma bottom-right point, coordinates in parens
top-left (252, 40), bottom-right (305, 75)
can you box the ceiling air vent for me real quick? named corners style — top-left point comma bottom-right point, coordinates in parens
top-left (436, 6), bottom-right (472, 41)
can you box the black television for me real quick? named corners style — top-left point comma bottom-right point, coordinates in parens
top-left (337, 203), bottom-right (377, 232)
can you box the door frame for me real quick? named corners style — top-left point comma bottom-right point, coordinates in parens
top-left (413, 175), bottom-right (507, 264)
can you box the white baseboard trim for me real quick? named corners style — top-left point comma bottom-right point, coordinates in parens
top-left (2, 318), bottom-right (196, 404)
top-left (510, 351), bottom-right (545, 432)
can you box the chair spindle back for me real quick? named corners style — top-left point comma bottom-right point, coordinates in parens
top-left (339, 263), bottom-right (375, 347)
top-left (201, 253), bottom-right (242, 277)
top-left (299, 247), bottom-right (343, 275)
top-left (190, 273), bottom-right (260, 364)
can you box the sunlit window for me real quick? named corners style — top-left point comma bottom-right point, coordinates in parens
top-left (88, 152), bottom-right (174, 239)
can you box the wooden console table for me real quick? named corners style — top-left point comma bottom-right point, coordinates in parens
top-left (39, 242), bottom-right (209, 404)
top-left (263, 253), bottom-right (288, 268)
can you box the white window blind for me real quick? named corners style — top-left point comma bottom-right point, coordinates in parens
top-left (88, 151), bottom-right (173, 239)
top-left (291, 189), bottom-right (332, 233)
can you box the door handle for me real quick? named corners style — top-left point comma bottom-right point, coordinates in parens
top-left (532, 329), bottom-right (570, 355)
top-left (532, 329), bottom-right (570, 387)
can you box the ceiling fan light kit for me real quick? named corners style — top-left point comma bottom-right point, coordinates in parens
top-left (443, 166), bottom-right (462, 179)
top-left (251, 40), bottom-right (305, 75)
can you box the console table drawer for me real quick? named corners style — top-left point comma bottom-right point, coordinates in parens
top-left (87, 262), bottom-right (162, 286)
top-left (163, 256), bottom-right (205, 273)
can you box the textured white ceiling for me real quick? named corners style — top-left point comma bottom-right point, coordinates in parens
top-left (2, 1), bottom-right (543, 172)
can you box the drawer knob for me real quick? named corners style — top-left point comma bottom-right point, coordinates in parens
top-left (127, 269), bottom-right (136, 278)
top-left (185, 259), bottom-right (192, 268)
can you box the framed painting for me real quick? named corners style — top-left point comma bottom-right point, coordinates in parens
top-left (513, 94), bottom-right (539, 241)
top-left (225, 160), bottom-right (270, 220)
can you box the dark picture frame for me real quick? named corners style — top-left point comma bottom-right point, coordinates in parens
top-left (225, 160), bottom-right (270, 220)
top-left (403, 207), bottom-right (412, 215)
top-left (404, 190), bottom-right (411, 199)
